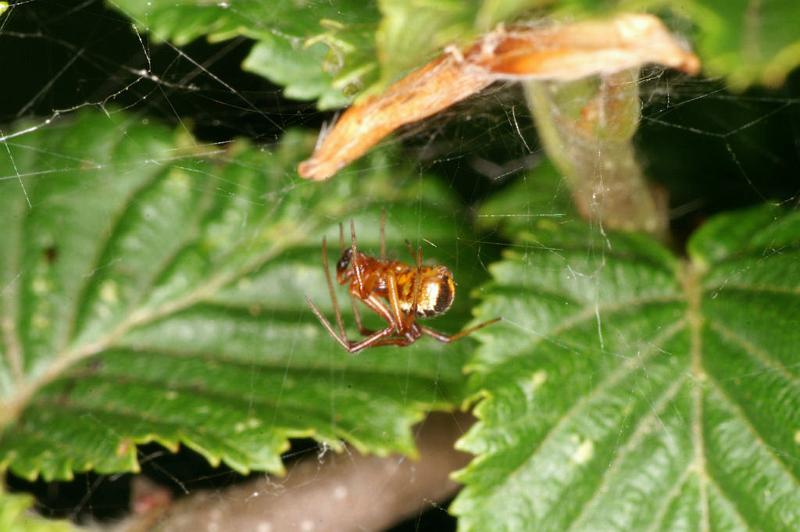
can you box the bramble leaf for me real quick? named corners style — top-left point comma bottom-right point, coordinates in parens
top-left (453, 203), bottom-right (800, 530)
top-left (0, 110), bottom-right (483, 481)
top-left (107, 0), bottom-right (381, 109)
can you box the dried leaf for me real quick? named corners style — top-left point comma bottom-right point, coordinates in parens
top-left (298, 14), bottom-right (699, 181)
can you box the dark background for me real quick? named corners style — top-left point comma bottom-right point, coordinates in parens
top-left (2, 0), bottom-right (799, 529)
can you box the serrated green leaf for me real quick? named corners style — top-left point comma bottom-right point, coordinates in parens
top-left (0, 110), bottom-right (484, 481)
top-left (453, 204), bottom-right (800, 530)
top-left (0, 491), bottom-right (73, 532)
top-left (108, 0), bottom-right (380, 109)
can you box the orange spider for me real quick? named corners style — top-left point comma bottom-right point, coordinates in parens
top-left (306, 217), bottom-right (500, 353)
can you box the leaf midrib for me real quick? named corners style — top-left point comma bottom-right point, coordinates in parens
top-left (684, 261), bottom-right (711, 532)
top-left (567, 373), bottom-right (690, 531)
top-left (61, 164), bottom-right (217, 355)
top-left (1, 217), bottom-right (313, 430)
top-left (468, 257), bottom-right (790, 528)
top-left (1, 181), bottom-right (431, 432)
top-left (474, 318), bottom-right (687, 507)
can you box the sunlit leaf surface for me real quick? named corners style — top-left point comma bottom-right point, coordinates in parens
top-left (453, 203), bottom-right (800, 530)
top-left (0, 110), bottom-right (484, 481)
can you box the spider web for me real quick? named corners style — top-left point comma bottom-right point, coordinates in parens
top-left (1, 1), bottom-right (799, 531)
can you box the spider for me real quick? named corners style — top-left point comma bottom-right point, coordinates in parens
top-left (306, 216), bottom-right (500, 353)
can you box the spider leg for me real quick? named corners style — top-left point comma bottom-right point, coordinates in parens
top-left (379, 208), bottom-right (386, 260)
top-left (308, 296), bottom-right (401, 353)
top-left (345, 326), bottom-right (397, 353)
top-left (407, 244), bottom-right (423, 330)
top-left (404, 239), bottom-right (416, 262)
top-left (306, 296), bottom-right (350, 351)
top-left (333, 222), bottom-right (374, 334)
top-left (348, 318), bottom-right (424, 352)
top-left (360, 335), bottom-right (416, 348)
top-left (419, 317), bottom-right (502, 343)
top-left (350, 219), bottom-right (365, 296)
top-left (320, 236), bottom-right (346, 339)
top-left (385, 271), bottom-right (411, 334)
top-left (362, 294), bottom-right (401, 330)
top-left (350, 297), bottom-right (374, 336)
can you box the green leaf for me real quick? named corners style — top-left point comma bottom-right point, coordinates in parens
top-left (0, 491), bottom-right (73, 532)
top-left (105, 0), bottom-right (556, 109)
top-left (477, 158), bottom-right (575, 234)
top-left (0, 110), bottom-right (484, 481)
top-left (681, 0), bottom-right (800, 89)
top-left (453, 204), bottom-right (800, 530)
top-left (375, 0), bottom-right (479, 85)
top-left (108, 0), bottom-right (381, 109)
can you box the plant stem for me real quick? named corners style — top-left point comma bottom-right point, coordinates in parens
top-left (524, 69), bottom-right (669, 239)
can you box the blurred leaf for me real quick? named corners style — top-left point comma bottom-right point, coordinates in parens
top-left (375, 0), bottom-right (479, 85)
top-left (0, 491), bottom-right (73, 532)
top-left (453, 203), bottom-right (800, 530)
top-left (559, 0), bottom-right (800, 89)
top-left (686, 0), bottom-right (800, 89)
top-left (0, 110), bottom-right (484, 481)
top-left (477, 158), bottom-right (575, 234)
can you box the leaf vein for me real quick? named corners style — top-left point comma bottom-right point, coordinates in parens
top-left (488, 319), bottom-right (686, 500)
top-left (646, 462), bottom-right (694, 532)
top-left (706, 472), bottom-right (754, 530)
top-left (568, 372), bottom-right (689, 530)
top-left (704, 283), bottom-right (800, 297)
top-left (61, 166), bottom-right (170, 349)
top-left (708, 319), bottom-right (800, 385)
top-left (706, 375), bottom-right (800, 485)
top-left (502, 295), bottom-right (684, 358)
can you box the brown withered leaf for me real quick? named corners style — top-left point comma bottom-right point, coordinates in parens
top-left (298, 14), bottom-right (699, 181)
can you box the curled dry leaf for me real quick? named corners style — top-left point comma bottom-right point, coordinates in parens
top-left (298, 14), bottom-right (700, 181)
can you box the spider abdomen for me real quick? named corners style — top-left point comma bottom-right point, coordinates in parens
top-left (308, 220), bottom-right (499, 353)
top-left (385, 264), bottom-right (456, 318)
